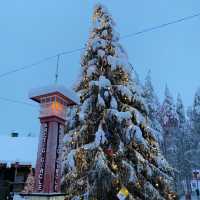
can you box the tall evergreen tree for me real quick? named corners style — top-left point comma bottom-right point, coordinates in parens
top-left (191, 88), bottom-right (200, 133)
top-left (175, 94), bottom-right (191, 195)
top-left (143, 70), bottom-right (163, 144)
top-left (160, 86), bottom-right (179, 130)
top-left (160, 86), bottom-right (179, 189)
top-left (176, 94), bottom-right (186, 127)
top-left (62, 5), bottom-right (176, 200)
top-left (184, 88), bottom-right (200, 171)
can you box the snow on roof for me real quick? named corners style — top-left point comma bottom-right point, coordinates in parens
top-left (29, 84), bottom-right (80, 105)
top-left (0, 135), bottom-right (38, 167)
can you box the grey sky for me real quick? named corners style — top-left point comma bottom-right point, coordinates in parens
top-left (0, 0), bottom-right (200, 136)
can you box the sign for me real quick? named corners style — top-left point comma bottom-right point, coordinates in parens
top-left (37, 123), bottom-right (48, 191)
top-left (117, 187), bottom-right (129, 200)
top-left (54, 124), bottom-right (64, 192)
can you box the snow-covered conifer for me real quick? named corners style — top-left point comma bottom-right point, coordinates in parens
top-left (143, 70), bottom-right (163, 144)
top-left (175, 94), bottom-right (191, 194)
top-left (62, 4), bottom-right (176, 200)
top-left (191, 88), bottom-right (200, 133)
top-left (160, 86), bottom-right (179, 191)
top-left (183, 88), bottom-right (200, 174)
top-left (160, 86), bottom-right (179, 129)
top-left (176, 94), bottom-right (186, 127)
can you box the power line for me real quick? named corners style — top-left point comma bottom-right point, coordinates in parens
top-left (0, 11), bottom-right (199, 107)
top-left (0, 97), bottom-right (37, 108)
top-left (0, 55), bottom-right (57, 79)
top-left (0, 48), bottom-right (84, 79)
top-left (121, 12), bottom-right (200, 39)
top-left (0, 11), bottom-right (199, 80)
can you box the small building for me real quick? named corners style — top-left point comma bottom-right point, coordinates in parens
top-left (0, 134), bottom-right (38, 199)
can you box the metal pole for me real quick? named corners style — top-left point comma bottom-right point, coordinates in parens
top-left (55, 55), bottom-right (60, 84)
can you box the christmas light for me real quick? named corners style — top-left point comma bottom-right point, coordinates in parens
top-left (155, 183), bottom-right (159, 187)
top-left (111, 163), bottom-right (118, 170)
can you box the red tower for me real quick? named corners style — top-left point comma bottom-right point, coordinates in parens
top-left (29, 85), bottom-right (79, 194)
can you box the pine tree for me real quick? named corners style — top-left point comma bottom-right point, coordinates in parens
top-left (184, 88), bottom-right (200, 172)
top-left (160, 87), bottom-right (179, 155)
top-left (143, 70), bottom-right (163, 145)
top-left (191, 88), bottom-right (200, 133)
top-left (175, 94), bottom-right (191, 195)
top-left (62, 4), bottom-right (176, 200)
top-left (160, 86), bottom-right (179, 130)
top-left (176, 94), bottom-right (186, 127)
top-left (160, 86), bottom-right (180, 192)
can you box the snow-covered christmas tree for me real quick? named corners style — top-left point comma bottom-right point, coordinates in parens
top-left (62, 4), bottom-right (176, 200)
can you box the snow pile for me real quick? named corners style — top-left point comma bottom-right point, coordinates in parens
top-left (116, 111), bottom-right (132, 122)
top-left (160, 86), bottom-right (179, 127)
top-left (90, 37), bottom-right (107, 51)
top-left (122, 160), bottom-right (137, 183)
top-left (129, 107), bottom-right (145, 125)
top-left (107, 55), bottom-right (130, 72)
top-left (126, 125), bottom-right (148, 148)
top-left (63, 133), bottom-right (73, 143)
top-left (66, 150), bottom-right (76, 170)
top-left (110, 96), bottom-right (118, 109)
top-left (89, 76), bottom-right (111, 89)
top-left (156, 155), bottom-right (170, 170)
top-left (87, 65), bottom-right (97, 76)
top-left (117, 85), bottom-right (132, 101)
top-left (95, 126), bottom-right (107, 146)
top-left (98, 76), bottom-right (111, 88)
top-left (97, 94), bottom-right (105, 108)
top-left (97, 49), bottom-right (105, 58)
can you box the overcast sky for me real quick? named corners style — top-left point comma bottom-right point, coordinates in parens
top-left (0, 0), bottom-right (200, 136)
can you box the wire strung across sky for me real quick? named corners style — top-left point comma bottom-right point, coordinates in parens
top-left (0, 97), bottom-right (37, 108)
top-left (0, 11), bottom-right (200, 107)
top-left (0, 11), bottom-right (200, 80)
top-left (121, 12), bottom-right (200, 39)
top-left (0, 48), bottom-right (84, 79)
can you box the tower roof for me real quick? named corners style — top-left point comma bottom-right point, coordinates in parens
top-left (29, 84), bottom-right (80, 105)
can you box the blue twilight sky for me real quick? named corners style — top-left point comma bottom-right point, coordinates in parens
top-left (0, 0), bottom-right (200, 136)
